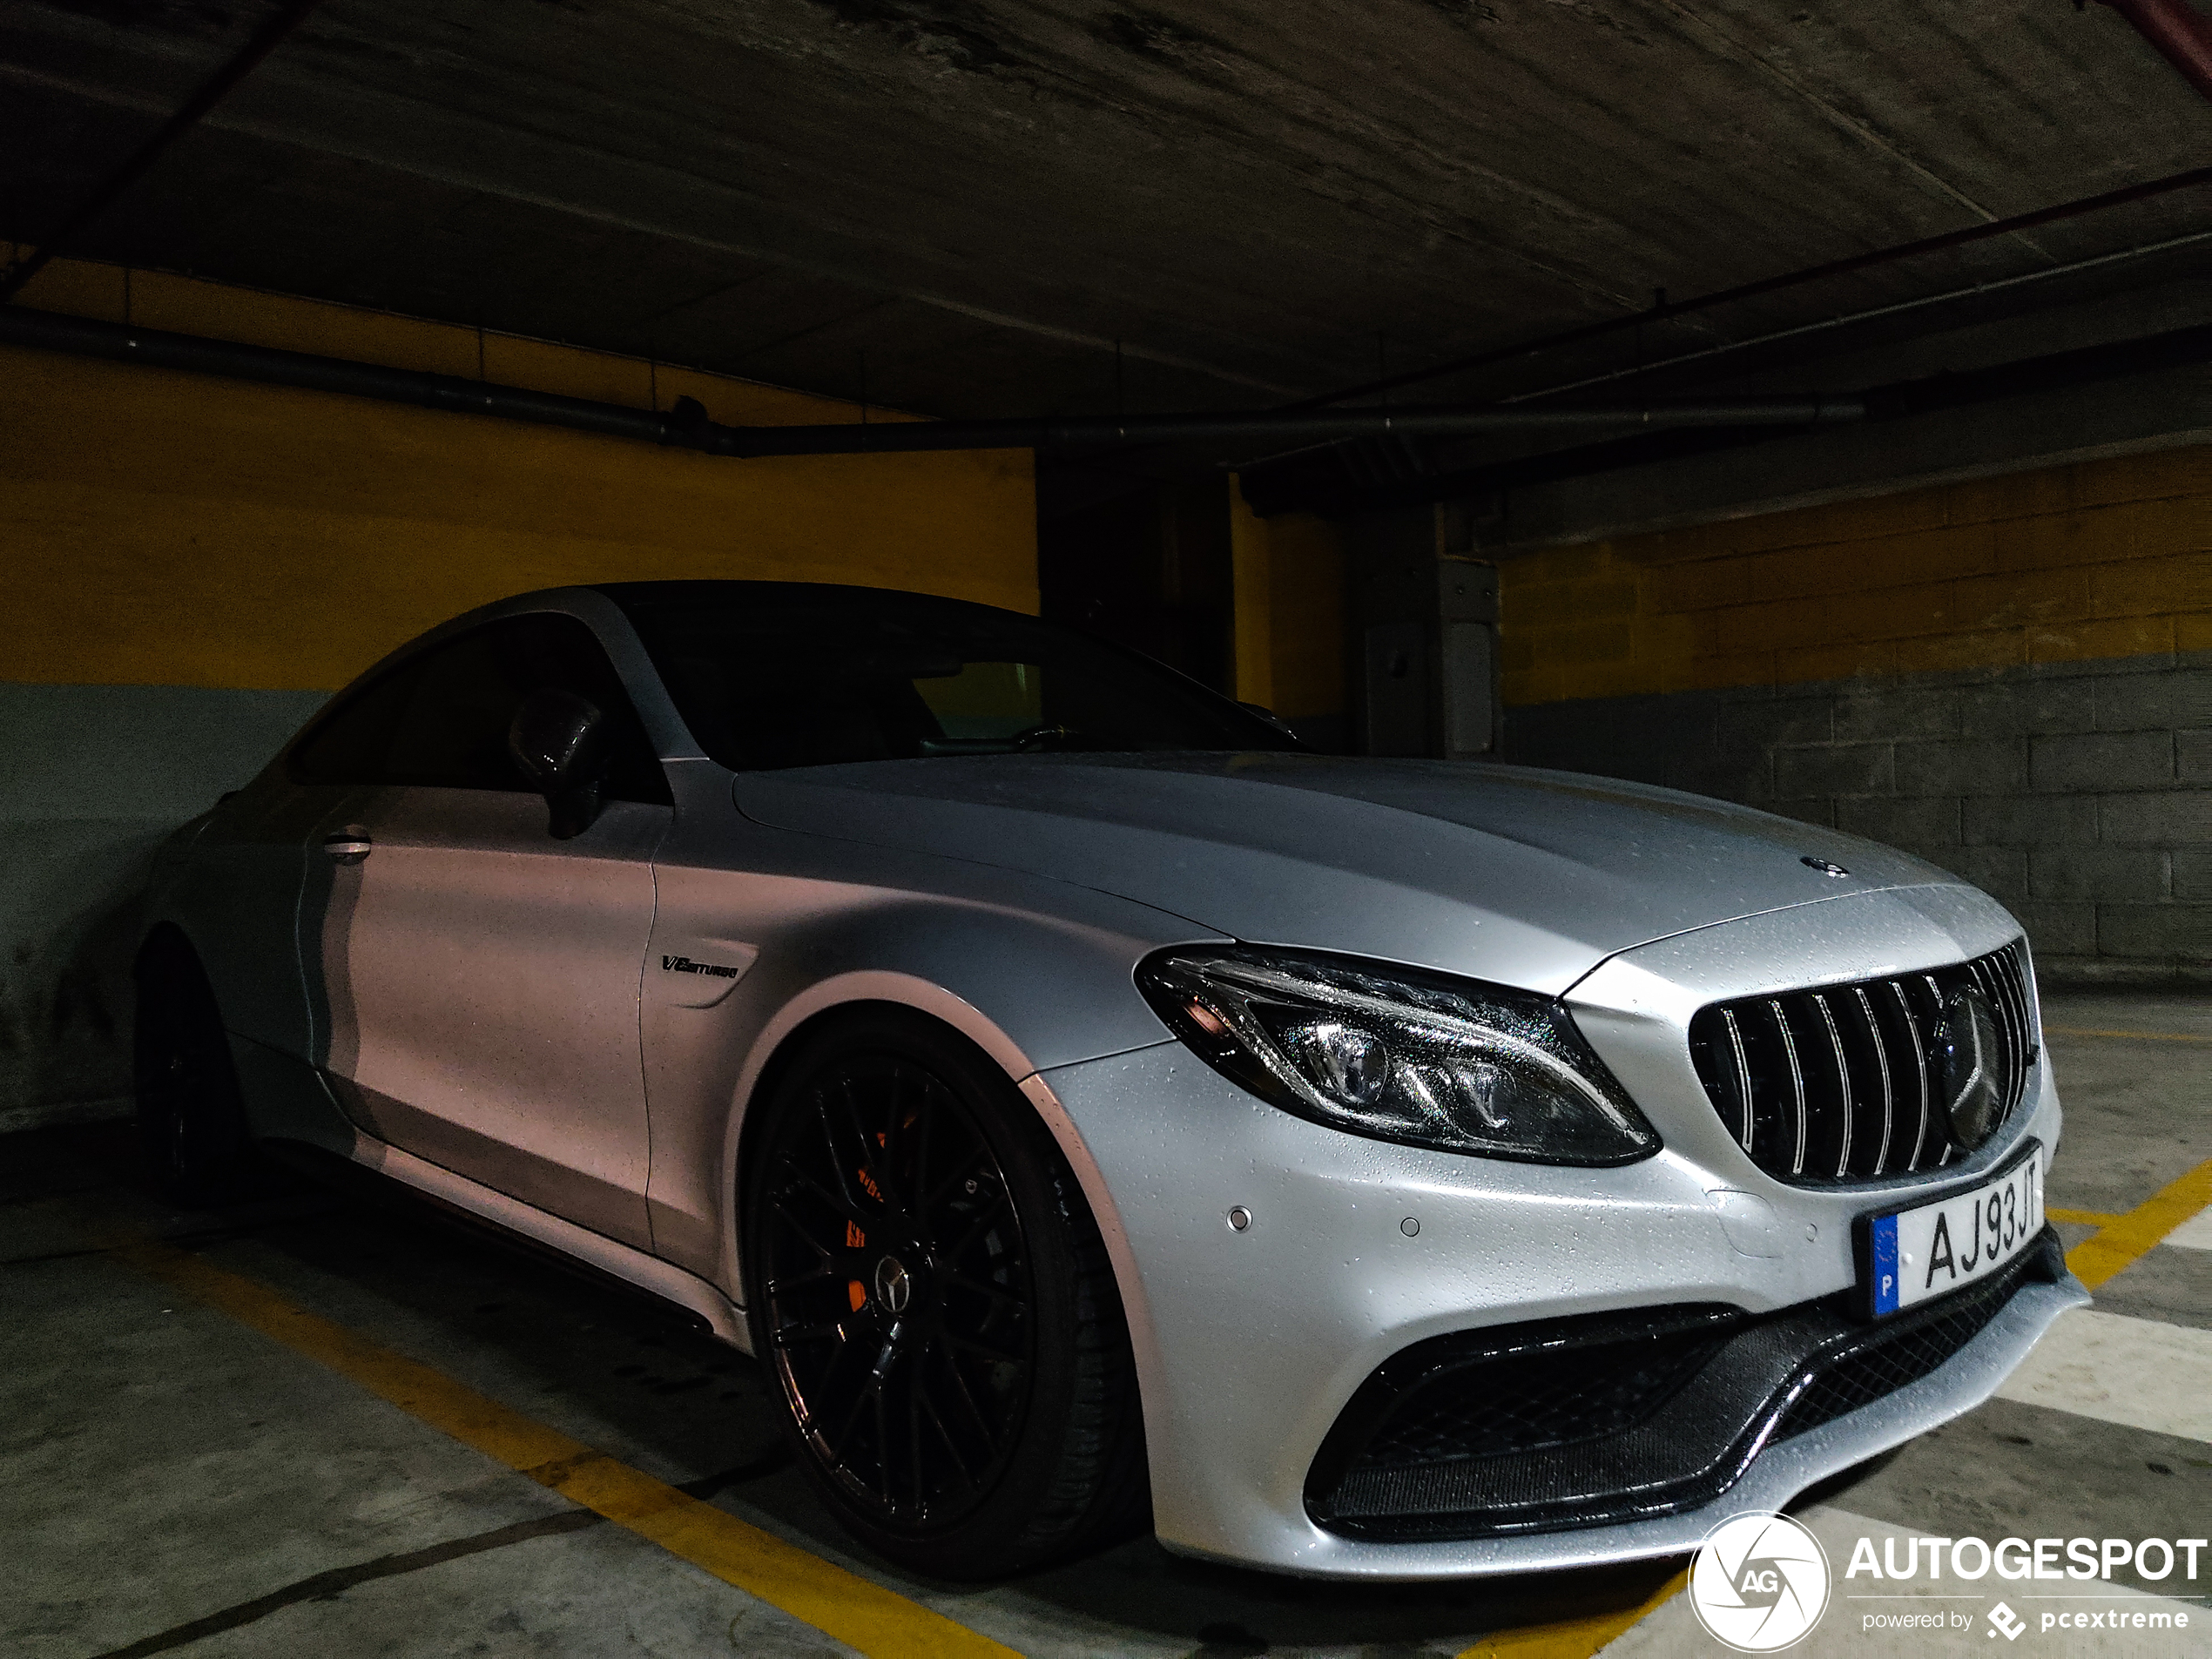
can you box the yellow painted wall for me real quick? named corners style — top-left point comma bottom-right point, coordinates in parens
top-left (1262, 511), bottom-right (1346, 721)
top-left (1224, 483), bottom-right (1345, 720)
top-left (1, 256), bottom-right (1036, 691)
top-left (1501, 446), bottom-right (2212, 706)
top-left (1228, 478), bottom-right (1273, 708)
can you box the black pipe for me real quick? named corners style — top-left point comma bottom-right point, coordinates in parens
top-left (1285, 165), bottom-right (2212, 413)
top-left (0, 0), bottom-right (327, 303)
top-left (707, 397), bottom-right (1862, 456)
top-left (0, 306), bottom-right (1864, 457)
top-left (1239, 319), bottom-right (2212, 518)
top-left (0, 305), bottom-right (703, 442)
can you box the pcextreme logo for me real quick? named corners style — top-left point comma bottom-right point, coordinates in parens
top-left (1690, 1511), bottom-right (1832, 1652)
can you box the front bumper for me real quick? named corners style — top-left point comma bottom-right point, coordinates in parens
top-left (1028, 893), bottom-right (2080, 1579)
top-left (1305, 1236), bottom-right (2068, 1542)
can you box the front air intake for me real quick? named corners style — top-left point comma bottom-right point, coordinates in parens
top-left (1303, 1238), bottom-right (2060, 1542)
top-left (1686, 941), bottom-right (2037, 1185)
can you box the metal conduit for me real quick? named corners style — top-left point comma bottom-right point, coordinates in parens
top-left (0, 307), bottom-right (1864, 458)
top-left (1289, 165), bottom-right (2212, 413)
top-left (1499, 226), bottom-right (2212, 407)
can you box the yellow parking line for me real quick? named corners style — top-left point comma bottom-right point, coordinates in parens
top-left (111, 1152), bottom-right (2212, 1659)
top-left (2066, 1157), bottom-right (2212, 1291)
top-left (118, 1240), bottom-right (1017, 1659)
top-left (1453, 1160), bottom-right (2212, 1659)
top-left (2044, 1026), bottom-right (2212, 1043)
top-left (2047, 1207), bottom-right (2125, 1227)
top-left (1457, 1567), bottom-right (1688, 1659)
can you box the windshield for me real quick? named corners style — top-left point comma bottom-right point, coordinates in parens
top-left (599, 582), bottom-right (1299, 772)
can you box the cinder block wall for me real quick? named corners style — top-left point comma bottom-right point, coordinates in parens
top-left (1500, 447), bottom-right (2212, 981)
top-left (1, 256), bottom-right (1037, 1130)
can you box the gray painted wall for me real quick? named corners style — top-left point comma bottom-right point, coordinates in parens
top-left (1506, 651), bottom-right (2212, 982)
top-left (1, 683), bottom-right (326, 1130)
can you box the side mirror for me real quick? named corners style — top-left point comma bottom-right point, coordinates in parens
top-left (509, 688), bottom-right (613, 839)
top-left (1238, 700), bottom-right (1301, 742)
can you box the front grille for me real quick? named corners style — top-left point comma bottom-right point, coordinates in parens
top-left (1687, 941), bottom-right (2037, 1185)
top-left (1305, 1232), bottom-right (2061, 1543)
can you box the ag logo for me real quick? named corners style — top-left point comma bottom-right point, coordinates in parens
top-left (1689, 1511), bottom-right (1831, 1652)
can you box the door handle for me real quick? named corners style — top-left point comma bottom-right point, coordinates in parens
top-left (323, 828), bottom-right (372, 865)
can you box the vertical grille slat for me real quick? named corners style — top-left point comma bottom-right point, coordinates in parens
top-left (1890, 981), bottom-right (1932, 1172)
top-left (1987, 944), bottom-right (2036, 1115)
top-left (1995, 949), bottom-right (2027, 1044)
top-left (1813, 995), bottom-right (1854, 1180)
top-left (1918, 971), bottom-right (1950, 1167)
top-left (1688, 941), bottom-right (2038, 1187)
top-left (1719, 1008), bottom-right (1754, 1153)
top-left (1968, 957), bottom-right (2019, 1106)
top-left (1853, 987), bottom-right (1895, 1177)
top-left (1768, 998), bottom-right (1809, 1178)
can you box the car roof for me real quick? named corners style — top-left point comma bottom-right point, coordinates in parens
top-left (591, 580), bottom-right (1029, 621)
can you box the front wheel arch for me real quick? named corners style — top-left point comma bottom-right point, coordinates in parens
top-left (721, 974), bottom-right (1052, 1291)
top-left (735, 1002), bottom-right (1149, 1574)
top-left (721, 980), bottom-right (1161, 1450)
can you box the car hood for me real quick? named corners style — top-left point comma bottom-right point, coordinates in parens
top-left (731, 752), bottom-right (1968, 995)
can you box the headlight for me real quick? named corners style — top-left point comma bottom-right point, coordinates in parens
top-left (1136, 946), bottom-right (1658, 1165)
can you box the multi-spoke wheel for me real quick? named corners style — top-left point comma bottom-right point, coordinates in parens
top-left (133, 930), bottom-right (254, 1205)
top-left (744, 1009), bottom-right (1147, 1576)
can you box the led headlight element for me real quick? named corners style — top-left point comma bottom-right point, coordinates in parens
top-left (1137, 947), bottom-right (1657, 1165)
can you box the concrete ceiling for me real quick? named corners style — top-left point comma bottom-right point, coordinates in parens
top-left (4, 0), bottom-right (2208, 422)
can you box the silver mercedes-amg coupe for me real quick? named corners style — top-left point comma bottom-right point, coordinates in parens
top-left (137, 581), bottom-right (2086, 1581)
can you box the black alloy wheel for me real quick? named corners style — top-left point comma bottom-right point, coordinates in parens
top-left (764, 1047), bottom-right (1033, 1527)
top-left (133, 931), bottom-right (255, 1205)
top-left (745, 1010), bottom-right (1147, 1577)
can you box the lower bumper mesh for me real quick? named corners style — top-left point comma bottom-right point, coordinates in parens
top-left (1305, 1230), bottom-right (2063, 1542)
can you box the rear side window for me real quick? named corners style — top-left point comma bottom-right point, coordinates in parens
top-left (290, 613), bottom-right (671, 803)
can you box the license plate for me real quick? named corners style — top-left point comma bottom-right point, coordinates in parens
top-left (1860, 1143), bottom-right (2044, 1318)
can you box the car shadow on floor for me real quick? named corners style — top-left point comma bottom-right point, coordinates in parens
top-left (1005, 1537), bottom-right (1682, 1655)
top-left (17, 1117), bottom-right (1687, 1656)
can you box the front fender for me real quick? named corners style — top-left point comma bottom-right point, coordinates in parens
top-left (638, 822), bottom-right (1219, 1300)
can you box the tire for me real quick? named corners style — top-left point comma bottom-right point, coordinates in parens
top-left (133, 932), bottom-right (256, 1205)
top-left (743, 1008), bottom-right (1149, 1578)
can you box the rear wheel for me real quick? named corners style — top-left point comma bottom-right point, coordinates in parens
top-left (743, 1009), bottom-right (1147, 1577)
top-left (134, 933), bottom-right (255, 1205)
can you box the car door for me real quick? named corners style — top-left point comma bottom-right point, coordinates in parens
top-left (298, 611), bottom-right (671, 1248)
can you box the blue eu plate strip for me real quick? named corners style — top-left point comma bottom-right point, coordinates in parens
top-left (1871, 1214), bottom-right (1901, 1315)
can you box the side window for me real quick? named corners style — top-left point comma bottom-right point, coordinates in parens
top-left (288, 659), bottom-right (426, 786)
top-left (382, 625), bottom-right (534, 790)
top-left (290, 614), bottom-right (671, 803)
top-left (917, 660), bottom-right (1042, 740)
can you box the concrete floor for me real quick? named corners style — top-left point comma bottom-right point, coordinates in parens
top-left (3, 988), bottom-right (2207, 1659)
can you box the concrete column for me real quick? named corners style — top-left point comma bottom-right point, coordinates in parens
top-left (1344, 503), bottom-right (1499, 758)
